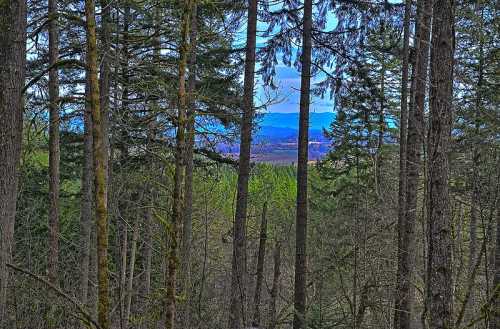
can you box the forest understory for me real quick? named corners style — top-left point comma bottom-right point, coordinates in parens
top-left (0, 0), bottom-right (499, 329)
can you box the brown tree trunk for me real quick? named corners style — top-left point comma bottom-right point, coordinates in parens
top-left (0, 1), bottom-right (25, 325)
top-left (85, 0), bottom-right (110, 328)
top-left (399, 0), bottom-right (433, 327)
top-left (0, 1), bottom-right (26, 327)
top-left (252, 202), bottom-right (268, 327)
top-left (80, 79), bottom-right (94, 308)
top-left (120, 219), bottom-right (129, 329)
top-left (99, 0), bottom-right (111, 183)
top-left (427, 0), bottom-right (455, 326)
top-left (268, 241), bottom-right (281, 329)
top-left (467, 11), bottom-right (484, 322)
top-left (229, 0), bottom-right (258, 327)
top-left (166, 1), bottom-right (195, 328)
top-left (393, 0), bottom-right (411, 325)
top-left (294, 1), bottom-right (313, 328)
top-left (47, 0), bottom-right (60, 287)
top-left (490, 207), bottom-right (500, 329)
top-left (181, 3), bottom-right (198, 328)
top-left (125, 218), bottom-right (139, 329)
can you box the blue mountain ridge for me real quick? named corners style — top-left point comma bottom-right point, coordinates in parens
top-left (219, 112), bottom-right (335, 163)
top-left (254, 112), bottom-right (335, 142)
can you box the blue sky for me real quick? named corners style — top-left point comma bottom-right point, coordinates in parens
top-left (233, 5), bottom-right (337, 114)
top-left (256, 65), bottom-right (334, 113)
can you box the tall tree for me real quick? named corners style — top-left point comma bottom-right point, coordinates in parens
top-left (84, 0), bottom-right (110, 327)
top-left (394, 0), bottom-right (411, 324)
top-left (0, 0), bottom-right (27, 326)
top-left (47, 0), bottom-right (60, 287)
top-left (80, 78), bottom-right (93, 308)
top-left (491, 207), bottom-right (500, 329)
top-left (427, 0), bottom-right (455, 326)
top-left (252, 202), bottom-right (268, 327)
top-left (294, 0), bottom-right (313, 328)
top-left (229, 0), bottom-right (258, 327)
top-left (398, 0), bottom-right (433, 326)
top-left (166, 1), bottom-right (195, 328)
top-left (181, 3), bottom-right (198, 328)
top-left (99, 0), bottom-right (111, 182)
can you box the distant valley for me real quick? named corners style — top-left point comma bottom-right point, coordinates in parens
top-left (219, 112), bottom-right (335, 163)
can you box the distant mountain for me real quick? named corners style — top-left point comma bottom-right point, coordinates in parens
top-left (254, 112), bottom-right (335, 142)
top-left (217, 112), bottom-right (335, 163)
top-left (256, 112), bottom-right (335, 131)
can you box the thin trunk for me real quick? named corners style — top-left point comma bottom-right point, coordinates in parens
top-left (490, 207), bottom-right (500, 329)
top-left (47, 0), bottom-right (60, 287)
top-left (427, 0), bottom-right (455, 326)
top-left (268, 241), bottom-right (281, 329)
top-left (119, 8), bottom-right (131, 328)
top-left (400, 0), bottom-right (433, 326)
top-left (80, 77), bottom-right (94, 307)
top-left (252, 202), bottom-right (268, 327)
top-left (99, 0), bottom-right (111, 184)
top-left (85, 0), bottom-right (110, 328)
top-left (355, 282), bottom-right (371, 329)
top-left (144, 203), bottom-right (153, 297)
top-left (166, 1), bottom-right (194, 328)
top-left (394, 0), bottom-right (411, 325)
top-left (376, 60), bottom-right (385, 196)
top-left (89, 219), bottom-right (98, 319)
top-left (0, 1), bottom-right (27, 326)
top-left (467, 9), bottom-right (484, 322)
top-left (229, 0), bottom-right (258, 327)
top-left (120, 220), bottom-right (128, 329)
top-left (181, 3), bottom-right (197, 328)
top-left (293, 0), bottom-right (313, 328)
top-left (125, 218), bottom-right (139, 329)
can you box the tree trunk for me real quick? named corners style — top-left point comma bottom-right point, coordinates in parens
top-left (467, 9), bottom-right (484, 322)
top-left (181, 3), bottom-right (198, 328)
top-left (166, 1), bottom-right (195, 328)
top-left (80, 75), bottom-right (94, 309)
top-left (229, 0), bottom-right (258, 327)
top-left (85, 0), bottom-right (110, 327)
top-left (399, 0), bottom-right (433, 327)
top-left (294, 0), bottom-right (313, 328)
top-left (394, 0), bottom-right (411, 325)
top-left (120, 219), bottom-right (129, 329)
top-left (427, 0), bottom-right (455, 326)
top-left (99, 0), bottom-right (111, 184)
top-left (252, 202), bottom-right (268, 327)
top-left (490, 207), bottom-right (500, 329)
top-left (0, 1), bottom-right (26, 326)
top-left (125, 218), bottom-right (139, 329)
top-left (268, 241), bottom-right (281, 329)
top-left (47, 0), bottom-right (60, 287)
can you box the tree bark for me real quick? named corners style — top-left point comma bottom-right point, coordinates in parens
top-left (125, 218), bottom-right (139, 329)
top-left (85, 0), bottom-right (110, 328)
top-left (47, 0), bottom-right (60, 287)
top-left (490, 207), bottom-right (500, 329)
top-left (0, 1), bottom-right (27, 326)
top-left (268, 241), bottom-right (281, 329)
top-left (294, 1), bottom-right (313, 328)
top-left (252, 202), bottom-right (268, 327)
top-left (166, 1), bottom-right (195, 328)
top-left (99, 0), bottom-right (111, 184)
top-left (80, 78), bottom-right (94, 308)
top-left (120, 219), bottom-right (128, 329)
top-left (181, 3), bottom-right (197, 328)
top-left (399, 0), bottom-right (433, 327)
top-left (229, 0), bottom-right (258, 327)
top-left (427, 0), bottom-right (455, 326)
top-left (393, 0), bottom-right (411, 325)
